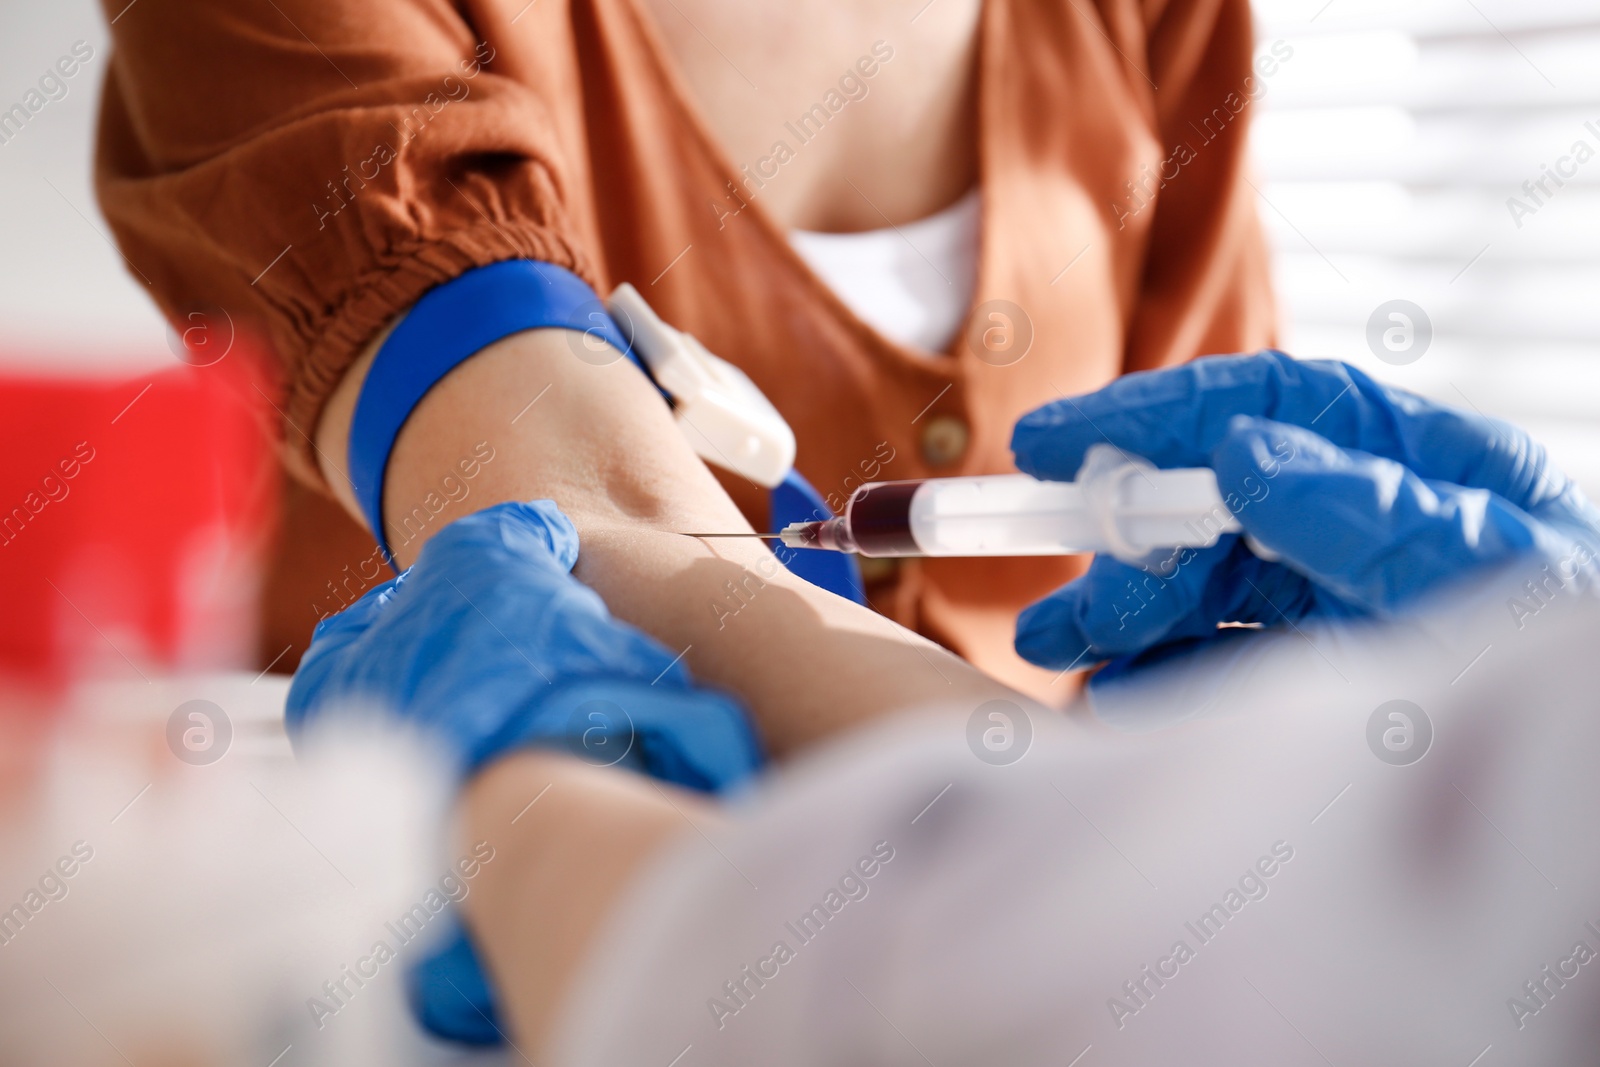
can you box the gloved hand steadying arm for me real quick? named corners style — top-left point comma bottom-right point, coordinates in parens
top-left (1010, 351), bottom-right (1600, 672)
top-left (286, 500), bottom-right (763, 1043)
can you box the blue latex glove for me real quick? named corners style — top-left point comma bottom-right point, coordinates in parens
top-left (1010, 351), bottom-right (1600, 672)
top-left (286, 500), bottom-right (764, 1044)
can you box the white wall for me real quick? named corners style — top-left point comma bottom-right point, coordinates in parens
top-left (0, 1), bottom-right (168, 374)
top-left (1252, 0), bottom-right (1600, 493)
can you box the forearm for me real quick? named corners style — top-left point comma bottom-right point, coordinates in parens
top-left (458, 749), bottom-right (708, 1054)
top-left (315, 325), bottom-right (1032, 754)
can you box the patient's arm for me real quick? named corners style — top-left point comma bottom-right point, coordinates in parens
top-left (314, 323), bottom-right (1037, 1053)
top-left (314, 325), bottom-right (1028, 755)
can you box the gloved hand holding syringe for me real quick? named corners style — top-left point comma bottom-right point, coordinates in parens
top-left (689, 445), bottom-right (1242, 563)
top-left (643, 287), bottom-right (1591, 677)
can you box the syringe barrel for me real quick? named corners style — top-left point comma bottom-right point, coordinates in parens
top-left (838, 465), bottom-right (1240, 558)
top-left (838, 481), bottom-right (922, 556)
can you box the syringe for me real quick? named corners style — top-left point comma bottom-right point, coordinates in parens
top-left (698, 446), bottom-right (1242, 563)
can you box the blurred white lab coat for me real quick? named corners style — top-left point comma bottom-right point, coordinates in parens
top-left (554, 585), bottom-right (1600, 1066)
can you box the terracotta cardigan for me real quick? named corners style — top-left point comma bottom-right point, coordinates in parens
top-left (95, 0), bottom-right (1275, 698)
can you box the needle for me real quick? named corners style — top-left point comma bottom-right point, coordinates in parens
top-left (682, 532), bottom-right (783, 539)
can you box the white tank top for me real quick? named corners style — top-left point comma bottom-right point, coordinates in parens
top-left (789, 189), bottom-right (980, 355)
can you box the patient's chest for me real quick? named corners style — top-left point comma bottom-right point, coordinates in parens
top-left (636, 0), bottom-right (982, 231)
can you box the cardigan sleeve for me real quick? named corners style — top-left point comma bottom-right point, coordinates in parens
top-left (95, 0), bottom-right (595, 485)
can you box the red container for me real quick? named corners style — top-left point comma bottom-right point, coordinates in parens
top-left (0, 342), bottom-right (278, 690)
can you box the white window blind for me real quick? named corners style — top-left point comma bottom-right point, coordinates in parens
top-left (1250, 0), bottom-right (1600, 493)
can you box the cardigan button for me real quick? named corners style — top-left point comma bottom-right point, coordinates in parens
top-left (857, 556), bottom-right (900, 584)
top-left (919, 414), bottom-right (970, 468)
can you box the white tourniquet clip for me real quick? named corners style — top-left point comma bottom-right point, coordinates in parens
top-left (606, 284), bottom-right (796, 490)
